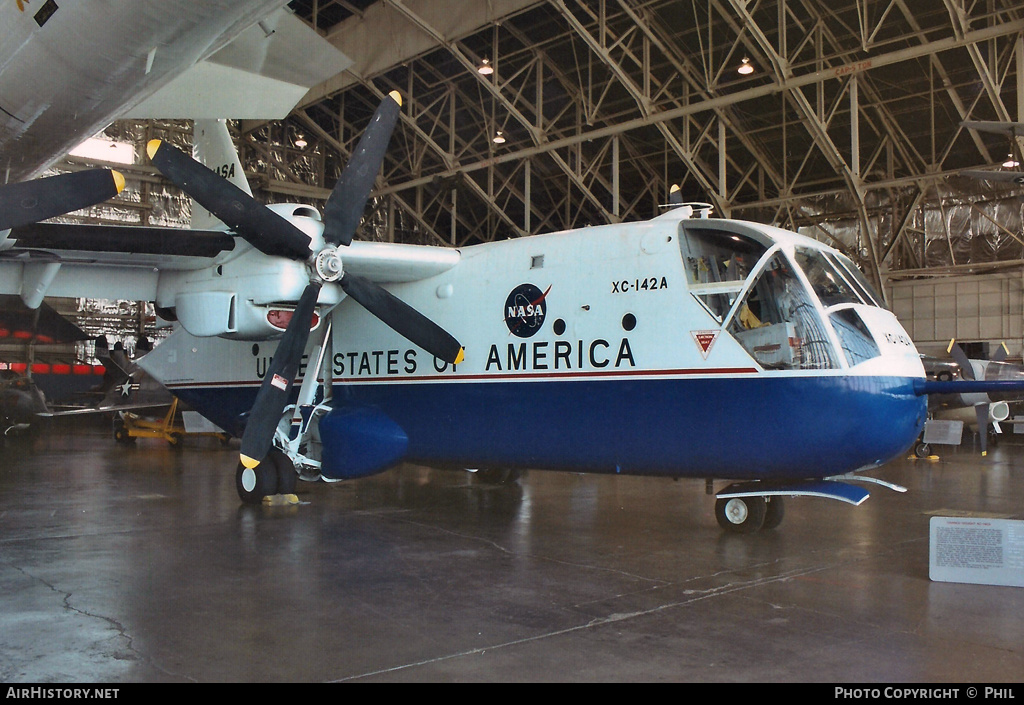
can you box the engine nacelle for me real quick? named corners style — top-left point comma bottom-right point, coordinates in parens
top-left (934, 401), bottom-right (1010, 426)
top-left (174, 291), bottom-right (320, 341)
top-left (319, 406), bottom-right (408, 480)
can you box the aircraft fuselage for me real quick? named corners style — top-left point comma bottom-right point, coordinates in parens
top-left (140, 209), bottom-right (929, 483)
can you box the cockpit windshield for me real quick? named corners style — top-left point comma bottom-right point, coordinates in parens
top-left (794, 247), bottom-right (886, 309)
top-left (679, 223), bottom-right (885, 369)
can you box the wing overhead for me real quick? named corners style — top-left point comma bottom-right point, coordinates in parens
top-left (1, 222), bottom-right (235, 265)
top-left (0, 222), bottom-right (238, 304)
top-left (125, 9), bottom-right (352, 120)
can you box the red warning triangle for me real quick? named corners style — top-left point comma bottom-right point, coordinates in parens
top-left (691, 330), bottom-right (719, 359)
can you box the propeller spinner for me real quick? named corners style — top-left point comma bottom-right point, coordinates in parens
top-left (147, 91), bottom-right (464, 469)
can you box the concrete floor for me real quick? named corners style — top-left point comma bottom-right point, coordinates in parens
top-left (1, 418), bottom-right (1022, 683)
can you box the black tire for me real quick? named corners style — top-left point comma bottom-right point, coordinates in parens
top-left (715, 496), bottom-right (767, 534)
top-left (761, 496), bottom-right (785, 530)
top-left (236, 460), bottom-right (278, 504)
top-left (113, 424), bottom-right (132, 444)
top-left (269, 449), bottom-right (297, 495)
top-left (914, 442), bottom-right (931, 458)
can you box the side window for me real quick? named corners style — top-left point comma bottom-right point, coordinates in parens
top-left (726, 254), bottom-right (838, 370)
top-left (681, 227), bottom-right (768, 323)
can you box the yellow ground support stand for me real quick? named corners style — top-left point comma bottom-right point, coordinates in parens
top-left (113, 398), bottom-right (231, 446)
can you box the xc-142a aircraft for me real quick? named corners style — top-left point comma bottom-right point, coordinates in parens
top-left (5, 93), bottom-right (1024, 533)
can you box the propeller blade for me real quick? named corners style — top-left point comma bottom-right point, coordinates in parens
top-left (341, 273), bottom-right (464, 365)
top-left (947, 340), bottom-right (976, 380)
top-left (991, 342), bottom-right (1009, 363)
top-left (0, 169), bottom-right (125, 231)
top-left (322, 91), bottom-right (403, 247)
top-left (146, 140), bottom-right (312, 261)
top-left (239, 282), bottom-right (322, 468)
top-left (976, 403), bottom-right (990, 456)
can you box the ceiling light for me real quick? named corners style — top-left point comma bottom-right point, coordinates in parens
top-left (1002, 154), bottom-right (1019, 168)
top-left (478, 58), bottom-right (494, 75)
top-left (295, 134), bottom-right (307, 149)
top-left (737, 57), bottom-right (754, 75)
top-left (492, 131), bottom-right (505, 144)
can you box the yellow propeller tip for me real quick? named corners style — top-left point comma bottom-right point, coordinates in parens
top-left (240, 454), bottom-right (261, 469)
top-left (146, 139), bottom-right (162, 160)
top-left (454, 348), bottom-right (465, 365)
top-left (111, 170), bottom-right (125, 194)
top-left (388, 90), bottom-right (402, 107)
top-left (670, 184), bottom-right (681, 193)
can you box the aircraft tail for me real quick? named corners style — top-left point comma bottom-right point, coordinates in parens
top-left (190, 120), bottom-right (251, 230)
top-left (91, 336), bottom-right (133, 395)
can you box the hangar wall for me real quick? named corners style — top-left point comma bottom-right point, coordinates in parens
top-left (887, 272), bottom-right (1024, 358)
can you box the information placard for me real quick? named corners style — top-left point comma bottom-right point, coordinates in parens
top-left (929, 516), bottom-right (1024, 587)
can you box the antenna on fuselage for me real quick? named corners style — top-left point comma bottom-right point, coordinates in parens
top-left (659, 184), bottom-right (714, 218)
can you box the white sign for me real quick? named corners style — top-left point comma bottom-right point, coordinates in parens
top-left (929, 516), bottom-right (1024, 587)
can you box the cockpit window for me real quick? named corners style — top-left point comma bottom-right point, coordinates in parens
top-left (830, 308), bottom-right (881, 366)
top-left (725, 253), bottom-right (838, 370)
top-left (793, 248), bottom-right (864, 307)
top-left (793, 247), bottom-right (887, 309)
top-left (681, 227), bottom-right (769, 322)
top-left (831, 253), bottom-right (887, 309)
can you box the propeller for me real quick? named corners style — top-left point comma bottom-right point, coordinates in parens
top-left (0, 169), bottom-right (125, 231)
top-left (147, 90), bottom-right (464, 469)
top-left (239, 281), bottom-right (322, 467)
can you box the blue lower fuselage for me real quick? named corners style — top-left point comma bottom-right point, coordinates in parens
top-left (173, 372), bottom-right (927, 481)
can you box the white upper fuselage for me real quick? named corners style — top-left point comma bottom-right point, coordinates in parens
top-left (140, 207), bottom-right (926, 389)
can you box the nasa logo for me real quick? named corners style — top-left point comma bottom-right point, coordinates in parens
top-left (504, 283), bottom-right (550, 338)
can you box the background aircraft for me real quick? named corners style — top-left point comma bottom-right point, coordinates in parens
top-left (959, 120), bottom-right (1024, 185)
top-left (917, 340), bottom-right (1024, 456)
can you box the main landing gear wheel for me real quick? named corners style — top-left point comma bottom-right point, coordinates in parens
top-left (715, 496), bottom-right (767, 534)
top-left (236, 461), bottom-right (277, 505)
top-left (270, 449), bottom-right (297, 495)
top-left (236, 449), bottom-right (297, 504)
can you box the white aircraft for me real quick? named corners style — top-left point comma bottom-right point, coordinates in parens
top-left (5, 92), bottom-right (1024, 534)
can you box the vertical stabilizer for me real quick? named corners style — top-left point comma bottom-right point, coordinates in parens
top-left (191, 119), bottom-right (251, 230)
